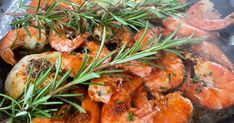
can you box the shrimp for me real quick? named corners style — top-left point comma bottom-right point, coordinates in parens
top-left (163, 0), bottom-right (234, 37)
top-left (134, 27), bottom-right (162, 49)
top-left (152, 92), bottom-right (193, 123)
top-left (32, 93), bottom-right (100, 123)
top-left (144, 52), bottom-right (184, 92)
top-left (116, 60), bottom-right (152, 78)
top-left (4, 52), bottom-right (84, 99)
top-left (181, 60), bottom-right (234, 109)
top-left (101, 75), bottom-right (143, 123)
top-left (65, 94), bottom-right (100, 123)
top-left (49, 31), bottom-right (89, 52)
top-left (162, 16), bottom-right (210, 37)
top-left (0, 27), bottom-right (47, 65)
top-left (185, 0), bottom-right (234, 31)
top-left (93, 25), bottom-right (132, 47)
top-left (132, 86), bottom-right (157, 123)
top-left (88, 75), bottom-right (122, 103)
top-left (163, 1), bottom-right (234, 39)
top-left (85, 41), bottom-right (111, 63)
top-left (191, 41), bottom-right (234, 71)
top-left (132, 86), bottom-right (193, 123)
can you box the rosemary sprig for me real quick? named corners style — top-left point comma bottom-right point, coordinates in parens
top-left (0, 23), bottom-right (203, 122)
top-left (8, 0), bottom-right (186, 35)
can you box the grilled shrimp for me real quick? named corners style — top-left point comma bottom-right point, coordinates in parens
top-left (88, 75), bottom-right (123, 103)
top-left (0, 27), bottom-right (47, 65)
top-left (32, 93), bottom-right (100, 123)
top-left (4, 52), bottom-right (84, 99)
top-left (49, 31), bottom-right (89, 52)
top-left (191, 41), bottom-right (234, 71)
top-left (132, 86), bottom-right (193, 123)
top-left (185, 0), bottom-right (234, 31)
top-left (94, 25), bottom-right (132, 47)
top-left (134, 27), bottom-right (162, 49)
top-left (181, 60), bottom-right (234, 109)
top-left (85, 41), bottom-right (111, 63)
top-left (162, 16), bottom-right (210, 37)
top-left (116, 60), bottom-right (152, 78)
top-left (163, 0), bottom-right (234, 37)
top-left (144, 52), bottom-right (184, 92)
top-left (152, 92), bottom-right (193, 123)
top-left (101, 75), bottom-right (143, 123)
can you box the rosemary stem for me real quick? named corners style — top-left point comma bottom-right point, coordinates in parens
top-left (51, 82), bottom-right (73, 96)
top-left (6, 11), bottom-right (45, 16)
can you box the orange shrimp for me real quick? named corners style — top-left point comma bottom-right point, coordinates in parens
top-left (49, 31), bottom-right (89, 52)
top-left (181, 61), bottom-right (234, 109)
top-left (65, 95), bottom-right (100, 123)
top-left (94, 25), bottom-right (133, 47)
top-left (152, 92), bottom-right (193, 123)
top-left (132, 86), bottom-right (157, 123)
top-left (162, 16), bottom-right (210, 37)
top-left (0, 27), bottom-right (47, 65)
top-left (185, 0), bottom-right (234, 31)
top-left (85, 41), bottom-right (111, 63)
top-left (116, 60), bottom-right (152, 78)
top-left (101, 76), bottom-right (143, 123)
top-left (132, 86), bottom-right (193, 123)
top-left (191, 41), bottom-right (234, 71)
top-left (144, 52), bottom-right (184, 92)
top-left (163, 0), bottom-right (234, 37)
top-left (32, 94), bottom-right (100, 123)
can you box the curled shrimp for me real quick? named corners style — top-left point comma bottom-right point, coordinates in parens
top-left (181, 60), bottom-right (234, 109)
top-left (4, 52), bottom-right (84, 99)
top-left (132, 86), bottom-right (193, 123)
top-left (185, 0), bottom-right (234, 31)
top-left (0, 27), bottom-right (47, 65)
top-left (101, 75), bottom-right (143, 123)
top-left (163, 0), bottom-right (234, 37)
top-left (144, 52), bottom-right (184, 92)
top-left (49, 31), bottom-right (89, 52)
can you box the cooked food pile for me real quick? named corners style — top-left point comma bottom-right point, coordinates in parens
top-left (0, 0), bottom-right (234, 123)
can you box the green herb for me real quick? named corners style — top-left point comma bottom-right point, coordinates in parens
top-left (168, 74), bottom-right (172, 83)
top-left (192, 75), bottom-right (200, 83)
top-left (160, 86), bottom-right (167, 90)
top-left (116, 100), bottom-right (125, 104)
top-left (195, 88), bottom-right (202, 93)
top-left (208, 71), bottom-right (213, 76)
top-left (128, 112), bottom-right (134, 121)
top-left (8, 0), bottom-right (187, 36)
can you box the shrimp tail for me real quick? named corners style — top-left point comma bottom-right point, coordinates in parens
top-left (0, 48), bottom-right (16, 65)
